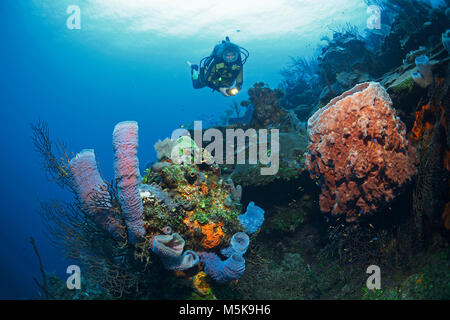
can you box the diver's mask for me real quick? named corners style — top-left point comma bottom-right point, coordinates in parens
top-left (223, 50), bottom-right (238, 63)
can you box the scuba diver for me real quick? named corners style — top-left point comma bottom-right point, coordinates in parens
top-left (190, 37), bottom-right (249, 97)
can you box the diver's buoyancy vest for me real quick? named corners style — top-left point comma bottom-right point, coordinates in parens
top-left (205, 61), bottom-right (242, 88)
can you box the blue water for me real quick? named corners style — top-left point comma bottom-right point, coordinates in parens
top-left (0, 0), bottom-right (444, 299)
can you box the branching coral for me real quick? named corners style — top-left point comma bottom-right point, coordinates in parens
top-left (30, 120), bottom-right (75, 191)
top-left (37, 199), bottom-right (138, 298)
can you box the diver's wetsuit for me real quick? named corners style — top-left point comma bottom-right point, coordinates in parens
top-left (191, 53), bottom-right (243, 91)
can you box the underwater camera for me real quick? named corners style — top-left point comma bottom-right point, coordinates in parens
top-left (226, 87), bottom-right (239, 96)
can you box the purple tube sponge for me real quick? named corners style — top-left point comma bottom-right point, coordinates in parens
top-left (413, 55), bottom-right (433, 88)
top-left (238, 201), bottom-right (265, 234)
top-left (113, 121), bottom-right (145, 243)
top-left (201, 252), bottom-right (246, 283)
top-left (69, 149), bottom-right (123, 238)
top-left (220, 232), bottom-right (249, 258)
top-left (162, 250), bottom-right (200, 271)
top-left (152, 233), bottom-right (185, 257)
top-left (69, 149), bottom-right (107, 209)
top-left (152, 233), bottom-right (199, 271)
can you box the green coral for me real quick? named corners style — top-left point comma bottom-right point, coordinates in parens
top-left (390, 75), bottom-right (415, 95)
top-left (264, 208), bottom-right (305, 235)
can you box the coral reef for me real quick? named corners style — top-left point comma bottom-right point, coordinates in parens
top-left (30, 0), bottom-right (450, 299)
top-left (305, 82), bottom-right (417, 221)
top-left (411, 64), bottom-right (450, 239)
top-left (32, 119), bottom-right (270, 298)
top-left (138, 133), bottom-right (269, 284)
top-left (227, 131), bottom-right (308, 187)
top-left (377, 0), bottom-right (449, 70)
top-left (318, 32), bottom-right (379, 92)
top-left (241, 82), bottom-right (290, 129)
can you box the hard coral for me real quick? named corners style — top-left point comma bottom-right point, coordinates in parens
top-left (242, 82), bottom-right (288, 128)
top-left (305, 82), bottom-right (417, 222)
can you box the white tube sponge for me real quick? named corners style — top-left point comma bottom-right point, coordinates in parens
top-left (113, 121), bottom-right (145, 243)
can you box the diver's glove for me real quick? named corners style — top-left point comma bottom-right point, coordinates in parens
top-left (191, 64), bottom-right (199, 80)
top-left (219, 87), bottom-right (231, 97)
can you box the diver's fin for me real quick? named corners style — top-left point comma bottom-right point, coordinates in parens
top-left (186, 61), bottom-right (192, 67)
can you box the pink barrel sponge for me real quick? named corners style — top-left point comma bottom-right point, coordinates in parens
top-left (305, 82), bottom-right (417, 222)
top-left (69, 149), bottom-right (123, 238)
top-left (113, 121), bottom-right (145, 242)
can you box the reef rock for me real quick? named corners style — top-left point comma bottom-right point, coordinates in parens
top-left (318, 32), bottom-right (379, 87)
top-left (243, 82), bottom-right (289, 128)
top-left (305, 82), bottom-right (417, 222)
